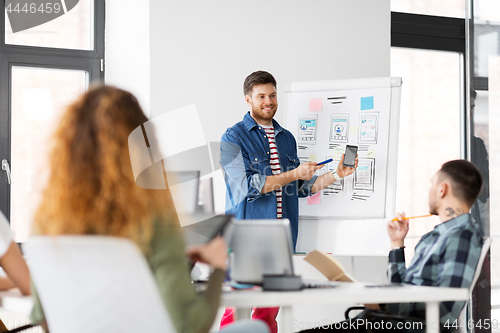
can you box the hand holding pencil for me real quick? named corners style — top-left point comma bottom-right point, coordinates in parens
top-left (387, 212), bottom-right (409, 248)
top-left (387, 213), bottom-right (433, 249)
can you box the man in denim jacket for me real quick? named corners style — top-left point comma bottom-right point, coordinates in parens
top-left (219, 71), bottom-right (358, 332)
top-left (221, 71), bottom-right (357, 247)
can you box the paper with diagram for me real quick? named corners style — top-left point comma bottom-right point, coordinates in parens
top-left (359, 113), bottom-right (379, 144)
top-left (299, 115), bottom-right (318, 144)
top-left (330, 114), bottom-right (350, 143)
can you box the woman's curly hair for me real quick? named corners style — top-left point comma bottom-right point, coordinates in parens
top-left (33, 85), bottom-right (178, 250)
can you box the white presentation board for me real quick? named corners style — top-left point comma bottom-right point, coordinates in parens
top-left (285, 77), bottom-right (402, 219)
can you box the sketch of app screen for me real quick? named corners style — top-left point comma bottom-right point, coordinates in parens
top-left (359, 113), bottom-right (379, 144)
top-left (330, 114), bottom-right (349, 143)
top-left (299, 115), bottom-right (318, 145)
top-left (359, 112), bottom-right (378, 143)
top-left (128, 105), bottom-right (220, 226)
top-left (324, 158), bottom-right (343, 194)
top-left (354, 158), bottom-right (375, 192)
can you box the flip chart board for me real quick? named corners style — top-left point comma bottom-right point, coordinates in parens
top-left (284, 77), bottom-right (402, 219)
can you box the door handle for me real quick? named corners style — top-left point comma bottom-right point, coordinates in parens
top-left (2, 159), bottom-right (11, 185)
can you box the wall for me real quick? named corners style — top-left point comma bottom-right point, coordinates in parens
top-left (149, 0), bottom-right (390, 140)
top-left (148, 0), bottom-right (391, 254)
top-left (105, 0), bottom-right (151, 117)
top-left (104, 0), bottom-right (392, 253)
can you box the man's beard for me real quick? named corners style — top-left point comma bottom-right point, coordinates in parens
top-left (429, 201), bottom-right (438, 215)
top-left (252, 105), bottom-right (276, 122)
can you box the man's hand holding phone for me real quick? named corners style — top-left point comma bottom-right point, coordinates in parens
top-left (337, 153), bottom-right (358, 178)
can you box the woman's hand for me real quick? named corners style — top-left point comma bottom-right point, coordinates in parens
top-left (186, 237), bottom-right (227, 271)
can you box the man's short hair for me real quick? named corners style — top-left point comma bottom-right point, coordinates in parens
top-left (439, 159), bottom-right (483, 207)
top-left (243, 71), bottom-right (277, 96)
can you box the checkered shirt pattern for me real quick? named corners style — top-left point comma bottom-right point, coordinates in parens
top-left (386, 213), bottom-right (483, 331)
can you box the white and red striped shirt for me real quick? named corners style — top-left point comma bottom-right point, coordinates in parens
top-left (262, 125), bottom-right (282, 219)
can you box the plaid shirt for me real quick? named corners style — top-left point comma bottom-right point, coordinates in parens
top-left (386, 213), bottom-right (483, 331)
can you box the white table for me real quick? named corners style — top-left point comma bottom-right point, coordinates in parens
top-left (221, 282), bottom-right (469, 333)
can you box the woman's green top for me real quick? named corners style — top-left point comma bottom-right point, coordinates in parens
top-left (30, 220), bottom-right (225, 333)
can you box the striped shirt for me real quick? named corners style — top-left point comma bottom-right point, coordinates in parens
top-left (262, 125), bottom-right (282, 219)
top-left (386, 213), bottom-right (483, 331)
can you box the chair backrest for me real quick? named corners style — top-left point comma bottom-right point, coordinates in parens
top-left (455, 237), bottom-right (493, 333)
top-left (470, 237), bottom-right (492, 292)
top-left (25, 236), bottom-right (176, 333)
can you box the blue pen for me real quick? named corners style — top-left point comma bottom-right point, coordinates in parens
top-left (317, 158), bottom-right (333, 166)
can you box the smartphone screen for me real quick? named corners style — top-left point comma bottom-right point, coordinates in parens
top-left (343, 145), bottom-right (358, 167)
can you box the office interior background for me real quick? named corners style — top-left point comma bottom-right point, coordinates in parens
top-left (0, 0), bottom-right (499, 329)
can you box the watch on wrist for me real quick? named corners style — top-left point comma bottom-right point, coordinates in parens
top-left (332, 171), bottom-right (342, 181)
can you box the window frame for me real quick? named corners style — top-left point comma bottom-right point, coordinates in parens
top-left (0, 0), bottom-right (105, 220)
top-left (391, 12), bottom-right (466, 53)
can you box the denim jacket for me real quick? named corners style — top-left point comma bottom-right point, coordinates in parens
top-left (220, 112), bottom-right (317, 247)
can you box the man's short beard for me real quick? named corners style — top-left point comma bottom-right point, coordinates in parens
top-left (429, 204), bottom-right (438, 215)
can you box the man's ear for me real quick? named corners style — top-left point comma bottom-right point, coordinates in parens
top-left (439, 181), bottom-right (449, 199)
top-left (245, 95), bottom-right (251, 106)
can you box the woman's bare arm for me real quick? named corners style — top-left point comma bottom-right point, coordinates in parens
top-left (0, 242), bottom-right (30, 295)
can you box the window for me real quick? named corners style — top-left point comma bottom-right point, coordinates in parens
top-left (0, 0), bottom-right (105, 241)
top-left (391, 11), bottom-right (466, 262)
top-left (392, 4), bottom-right (494, 326)
top-left (391, 0), bottom-right (466, 19)
top-left (473, 0), bottom-right (500, 324)
top-left (10, 67), bottom-right (88, 240)
top-left (390, 47), bottom-right (462, 261)
top-left (489, 56), bottom-right (500, 329)
top-left (5, 0), bottom-right (93, 50)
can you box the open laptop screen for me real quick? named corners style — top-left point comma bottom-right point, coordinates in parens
top-left (230, 219), bottom-right (294, 284)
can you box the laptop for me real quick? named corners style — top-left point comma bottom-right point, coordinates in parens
top-left (230, 219), bottom-right (339, 288)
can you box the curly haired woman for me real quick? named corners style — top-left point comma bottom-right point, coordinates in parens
top-left (30, 86), bottom-right (268, 333)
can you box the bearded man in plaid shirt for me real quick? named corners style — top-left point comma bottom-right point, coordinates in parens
top-left (303, 159), bottom-right (484, 332)
top-left (369, 159), bottom-right (484, 332)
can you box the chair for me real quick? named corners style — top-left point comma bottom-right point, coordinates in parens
top-left (345, 237), bottom-right (492, 333)
top-left (24, 236), bottom-right (176, 333)
top-left (458, 237), bottom-right (492, 333)
top-left (0, 323), bottom-right (38, 333)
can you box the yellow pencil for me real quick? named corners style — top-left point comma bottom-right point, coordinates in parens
top-left (391, 214), bottom-right (432, 222)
